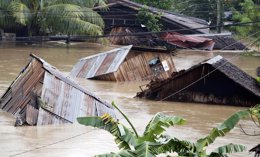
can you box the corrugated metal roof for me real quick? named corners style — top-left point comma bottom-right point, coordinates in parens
top-left (70, 45), bottom-right (132, 78)
top-left (102, 0), bottom-right (209, 34)
top-left (0, 54), bottom-right (116, 126)
top-left (161, 32), bottom-right (215, 51)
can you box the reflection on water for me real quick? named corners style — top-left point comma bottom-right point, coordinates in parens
top-left (0, 42), bottom-right (259, 157)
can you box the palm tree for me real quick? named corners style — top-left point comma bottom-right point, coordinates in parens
top-left (0, 0), bottom-right (106, 36)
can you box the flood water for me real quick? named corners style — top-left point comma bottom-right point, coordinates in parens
top-left (0, 42), bottom-right (259, 157)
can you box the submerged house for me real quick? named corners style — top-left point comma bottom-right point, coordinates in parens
top-left (96, 0), bottom-right (209, 34)
top-left (0, 54), bottom-right (115, 126)
top-left (94, 0), bottom-right (245, 50)
top-left (136, 55), bottom-right (260, 107)
top-left (94, 0), bottom-right (209, 46)
top-left (70, 45), bottom-right (177, 81)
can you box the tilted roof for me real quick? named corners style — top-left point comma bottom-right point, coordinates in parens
top-left (70, 45), bottom-right (132, 78)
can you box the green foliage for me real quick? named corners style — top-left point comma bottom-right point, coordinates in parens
top-left (133, 0), bottom-right (174, 10)
top-left (212, 144), bottom-right (246, 155)
top-left (171, 0), bottom-right (216, 23)
top-left (232, 0), bottom-right (260, 38)
top-left (256, 77), bottom-right (260, 86)
top-left (142, 112), bottom-right (186, 142)
top-left (77, 114), bottom-right (137, 150)
top-left (78, 103), bottom-right (260, 157)
top-left (195, 109), bottom-right (252, 155)
top-left (0, 0), bottom-right (106, 36)
top-left (170, 0), bottom-right (237, 26)
top-left (137, 6), bottom-right (162, 32)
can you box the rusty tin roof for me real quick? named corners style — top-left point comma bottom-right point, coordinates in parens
top-left (0, 54), bottom-right (116, 126)
top-left (70, 45), bottom-right (132, 78)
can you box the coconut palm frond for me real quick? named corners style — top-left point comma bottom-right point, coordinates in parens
top-left (81, 7), bottom-right (104, 28)
top-left (9, 1), bottom-right (31, 26)
top-left (81, 0), bottom-right (107, 8)
top-left (52, 17), bottom-right (103, 35)
top-left (43, 3), bottom-right (83, 19)
top-left (49, 0), bottom-right (107, 8)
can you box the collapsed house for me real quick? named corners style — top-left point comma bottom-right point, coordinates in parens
top-left (93, 0), bottom-right (246, 50)
top-left (70, 45), bottom-right (177, 81)
top-left (136, 55), bottom-right (260, 107)
top-left (0, 54), bottom-right (115, 126)
top-left (94, 0), bottom-right (212, 48)
top-left (96, 0), bottom-right (209, 35)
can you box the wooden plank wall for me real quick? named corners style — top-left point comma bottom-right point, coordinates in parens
top-left (26, 105), bottom-right (39, 125)
top-left (0, 58), bottom-right (45, 123)
top-left (111, 51), bottom-right (176, 81)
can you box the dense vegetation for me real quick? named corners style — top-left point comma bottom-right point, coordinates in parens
top-left (232, 0), bottom-right (260, 37)
top-left (0, 0), bottom-right (106, 36)
top-left (137, 6), bottom-right (162, 32)
top-left (133, 0), bottom-right (260, 35)
top-left (133, 0), bottom-right (175, 10)
top-left (78, 102), bottom-right (260, 157)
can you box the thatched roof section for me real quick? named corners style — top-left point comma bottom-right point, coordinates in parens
top-left (205, 56), bottom-right (260, 97)
top-left (136, 55), bottom-right (260, 106)
top-left (166, 55), bottom-right (260, 97)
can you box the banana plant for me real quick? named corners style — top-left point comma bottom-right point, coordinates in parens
top-left (77, 103), bottom-right (260, 157)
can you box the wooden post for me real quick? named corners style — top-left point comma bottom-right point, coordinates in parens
top-left (217, 0), bottom-right (222, 33)
top-left (66, 34), bottom-right (70, 44)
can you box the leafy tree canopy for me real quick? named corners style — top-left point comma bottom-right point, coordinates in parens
top-left (137, 6), bottom-right (162, 32)
top-left (0, 0), bottom-right (106, 36)
top-left (232, 0), bottom-right (260, 38)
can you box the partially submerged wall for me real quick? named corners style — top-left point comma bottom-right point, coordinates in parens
top-left (136, 56), bottom-right (260, 106)
top-left (111, 50), bottom-right (176, 81)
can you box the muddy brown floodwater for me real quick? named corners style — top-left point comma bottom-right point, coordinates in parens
top-left (0, 42), bottom-right (259, 157)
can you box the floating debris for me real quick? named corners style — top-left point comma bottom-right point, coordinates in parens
top-left (161, 32), bottom-right (215, 51)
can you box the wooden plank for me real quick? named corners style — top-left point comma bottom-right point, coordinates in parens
top-left (95, 101), bottom-right (116, 117)
top-left (26, 105), bottom-right (39, 125)
top-left (79, 95), bottom-right (96, 117)
top-left (37, 108), bottom-right (71, 125)
top-left (95, 51), bottom-right (118, 76)
top-left (77, 57), bottom-right (96, 78)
